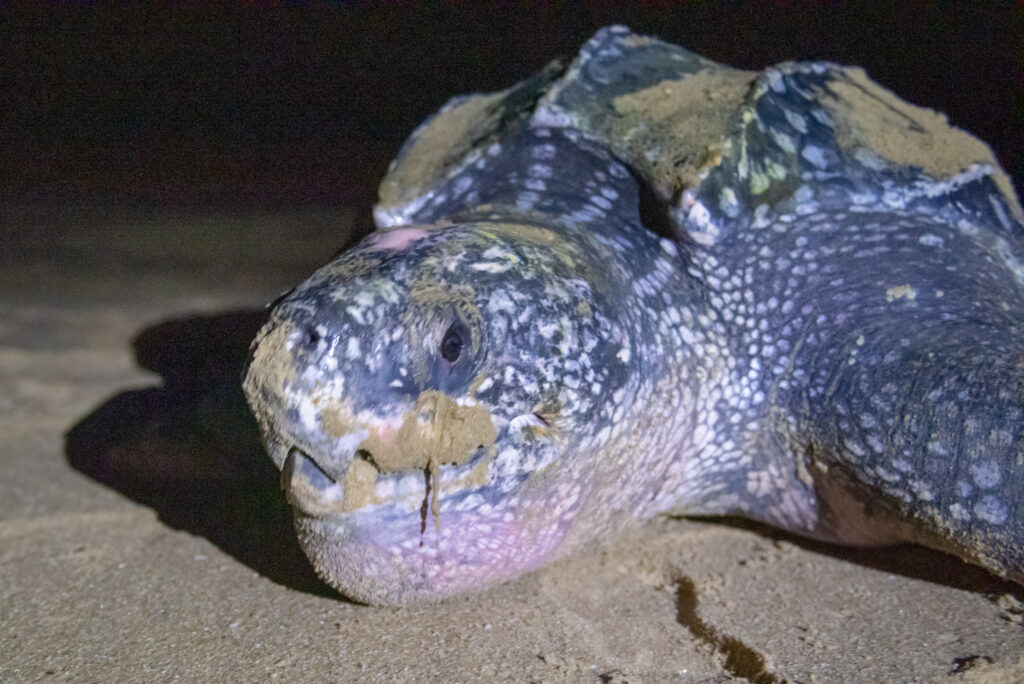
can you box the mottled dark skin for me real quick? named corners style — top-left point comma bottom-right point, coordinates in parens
top-left (244, 27), bottom-right (1024, 604)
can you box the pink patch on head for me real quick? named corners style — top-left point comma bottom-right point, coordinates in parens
top-left (366, 227), bottom-right (430, 252)
top-left (369, 424), bottom-right (398, 444)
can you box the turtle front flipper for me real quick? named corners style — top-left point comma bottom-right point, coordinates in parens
top-left (804, 347), bottom-right (1024, 584)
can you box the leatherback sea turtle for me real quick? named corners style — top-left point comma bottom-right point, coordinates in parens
top-left (243, 26), bottom-right (1024, 605)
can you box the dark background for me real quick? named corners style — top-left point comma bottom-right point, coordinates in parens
top-left (3, 5), bottom-right (1022, 211)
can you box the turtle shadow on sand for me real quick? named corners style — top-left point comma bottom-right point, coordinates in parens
top-left (688, 516), bottom-right (1024, 601)
top-left (65, 310), bottom-right (339, 600)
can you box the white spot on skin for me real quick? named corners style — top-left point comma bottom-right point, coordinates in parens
top-left (481, 245), bottom-right (510, 260)
top-left (784, 109), bottom-right (808, 133)
top-left (811, 107), bottom-right (832, 126)
top-left (686, 201), bottom-right (718, 245)
top-left (771, 130), bottom-right (797, 154)
top-left (971, 462), bottom-right (1002, 489)
top-left (801, 144), bottom-right (828, 169)
top-left (531, 144), bottom-right (556, 160)
top-left (516, 191), bottom-right (539, 212)
top-left (298, 395), bottom-right (320, 432)
top-left (892, 458), bottom-right (913, 473)
top-left (486, 289), bottom-right (515, 316)
top-left (470, 261), bottom-right (514, 274)
top-left (508, 413), bottom-right (547, 432)
top-left (948, 503), bottom-right (970, 521)
top-left (974, 496), bottom-right (1007, 525)
top-left (346, 336), bottom-right (360, 360)
top-left (452, 175), bottom-right (474, 196)
top-left (909, 478), bottom-right (934, 502)
top-left (719, 187), bottom-right (740, 217)
top-left (345, 306), bottom-right (366, 326)
top-left (529, 163), bottom-right (553, 178)
top-left (538, 321), bottom-right (558, 339)
top-left (609, 163), bottom-right (629, 179)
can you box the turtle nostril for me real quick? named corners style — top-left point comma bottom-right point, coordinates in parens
top-left (299, 325), bottom-right (321, 349)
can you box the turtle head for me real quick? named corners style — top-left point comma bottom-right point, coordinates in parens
top-left (244, 221), bottom-right (629, 604)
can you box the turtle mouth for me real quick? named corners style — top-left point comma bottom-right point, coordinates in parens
top-left (278, 410), bottom-right (554, 519)
top-left (279, 443), bottom-right (492, 520)
top-left (276, 417), bottom-right (570, 604)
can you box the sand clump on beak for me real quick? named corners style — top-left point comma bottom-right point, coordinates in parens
top-left (330, 390), bottom-right (498, 527)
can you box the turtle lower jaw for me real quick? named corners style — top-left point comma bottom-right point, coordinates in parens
top-left (291, 486), bottom-right (576, 605)
top-left (278, 444), bottom-right (578, 604)
top-left (275, 428), bottom-right (579, 603)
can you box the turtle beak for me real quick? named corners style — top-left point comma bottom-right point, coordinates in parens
top-left (281, 446), bottom-right (347, 517)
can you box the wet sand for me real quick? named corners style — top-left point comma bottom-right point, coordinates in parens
top-left (1, 205), bottom-right (1022, 682)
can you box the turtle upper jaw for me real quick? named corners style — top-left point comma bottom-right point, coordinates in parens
top-left (280, 446), bottom-right (347, 517)
top-left (275, 442), bottom-right (416, 518)
top-left (277, 439), bottom-right (497, 520)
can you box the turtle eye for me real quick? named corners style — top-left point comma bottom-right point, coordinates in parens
top-left (440, 321), bottom-right (468, 363)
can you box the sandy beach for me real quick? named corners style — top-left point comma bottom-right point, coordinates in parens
top-left (1, 204), bottom-right (1021, 682)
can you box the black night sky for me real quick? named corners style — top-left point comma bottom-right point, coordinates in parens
top-left (2, 5), bottom-right (1022, 210)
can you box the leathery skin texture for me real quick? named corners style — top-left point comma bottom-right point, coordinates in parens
top-left (243, 26), bottom-right (1024, 605)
